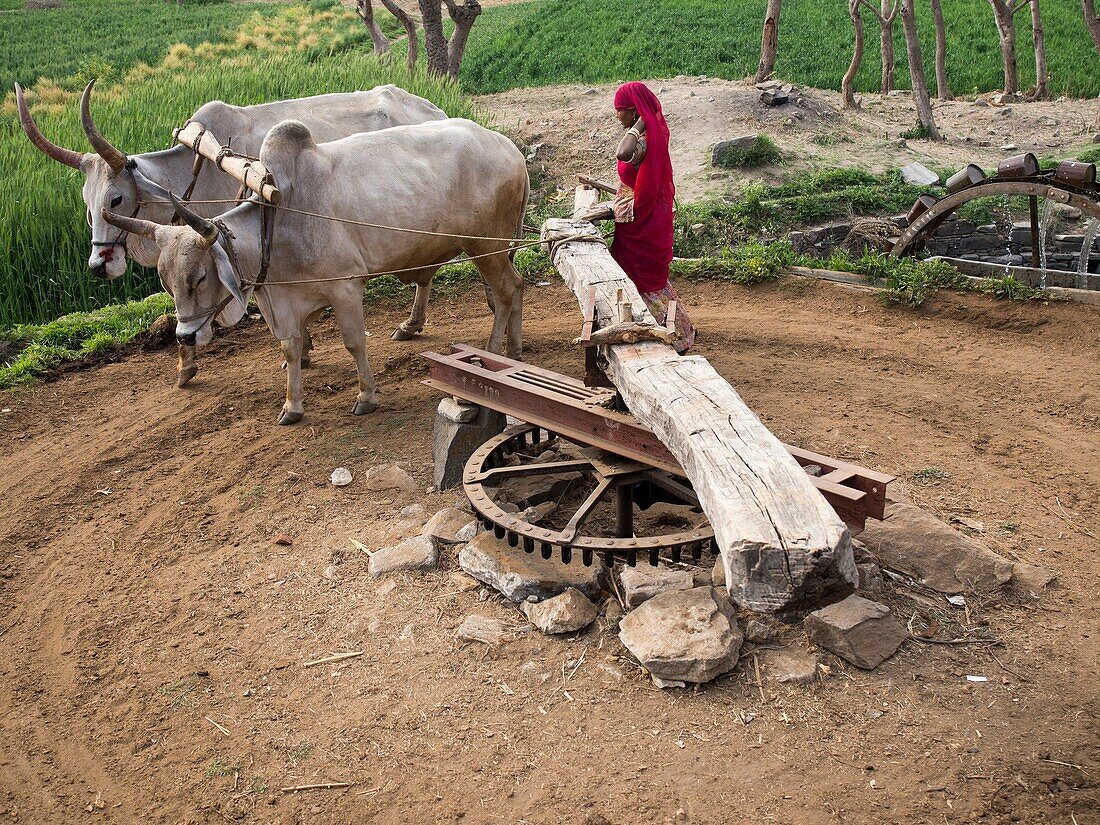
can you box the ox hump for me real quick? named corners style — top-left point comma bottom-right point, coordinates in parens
top-left (262, 120), bottom-right (316, 157)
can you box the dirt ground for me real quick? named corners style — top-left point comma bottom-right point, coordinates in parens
top-left (482, 77), bottom-right (1100, 202)
top-left (1, 276), bottom-right (1098, 823)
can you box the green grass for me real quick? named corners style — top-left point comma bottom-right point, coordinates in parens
top-left (0, 0), bottom-right (287, 89)
top-left (0, 292), bottom-right (173, 388)
top-left (1076, 146), bottom-right (1100, 164)
top-left (0, 2), bottom-right (477, 326)
top-left (712, 135), bottom-right (782, 169)
top-left (462, 0), bottom-right (1100, 98)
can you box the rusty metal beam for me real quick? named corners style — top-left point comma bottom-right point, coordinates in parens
top-left (423, 345), bottom-right (893, 531)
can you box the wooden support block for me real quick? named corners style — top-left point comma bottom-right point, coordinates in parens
top-left (174, 120), bottom-right (281, 204)
top-left (538, 189), bottom-right (855, 612)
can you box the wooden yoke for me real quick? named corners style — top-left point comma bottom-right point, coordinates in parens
top-left (173, 121), bottom-right (281, 205)
top-left (540, 186), bottom-right (856, 612)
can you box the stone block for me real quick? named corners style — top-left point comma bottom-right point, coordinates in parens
top-left (422, 506), bottom-right (472, 545)
top-left (804, 595), bottom-right (906, 669)
top-left (432, 400), bottom-right (506, 490)
top-left (712, 135), bottom-right (760, 166)
top-left (858, 502), bottom-right (1013, 594)
top-left (521, 588), bottom-right (598, 634)
top-left (458, 531), bottom-right (604, 602)
top-left (900, 162), bottom-right (939, 186)
top-left (620, 564), bottom-right (695, 608)
top-left (369, 535), bottom-right (439, 577)
top-left (618, 587), bottom-right (742, 685)
top-left (759, 647), bottom-right (820, 683)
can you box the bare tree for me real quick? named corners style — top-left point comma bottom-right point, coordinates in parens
top-left (1086, 1), bottom-right (1100, 128)
top-left (1087, 0), bottom-right (1100, 49)
top-left (357, 0), bottom-right (392, 56)
top-left (443, 0), bottom-right (482, 78)
top-left (986, 0), bottom-right (1031, 96)
top-left (930, 0), bottom-right (952, 99)
top-left (417, 0), bottom-right (482, 78)
top-left (755, 0), bottom-right (783, 83)
top-left (842, 0), bottom-right (865, 109)
top-left (1029, 0), bottom-right (1048, 99)
top-left (877, 0), bottom-right (899, 93)
top-left (900, 0), bottom-right (942, 140)
top-left (379, 0), bottom-right (419, 72)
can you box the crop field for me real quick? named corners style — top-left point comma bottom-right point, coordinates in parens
top-left (0, 0), bottom-right (287, 90)
top-left (0, 3), bottom-right (474, 326)
top-left (463, 0), bottom-right (1100, 98)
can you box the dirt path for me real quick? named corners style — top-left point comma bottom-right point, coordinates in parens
top-left (482, 77), bottom-right (1100, 202)
top-left (1, 279), bottom-right (1098, 823)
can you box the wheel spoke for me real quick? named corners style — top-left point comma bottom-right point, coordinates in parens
top-left (559, 478), bottom-right (612, 543)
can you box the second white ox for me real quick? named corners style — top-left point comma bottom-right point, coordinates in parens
top-left (103, 117), bottom-right (529, 425)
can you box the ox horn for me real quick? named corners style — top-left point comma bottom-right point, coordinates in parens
top-left (14, 82), bottom-right (85, 169)
top-left (80, 78), bottom-right (128, 173)
top-left (170, 193), bottom-right (219, 248)
top-left (102, 209), bottom-right (160, 241)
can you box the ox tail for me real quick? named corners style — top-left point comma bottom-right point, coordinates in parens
top-left (509, 172), bottom-right (531, 263)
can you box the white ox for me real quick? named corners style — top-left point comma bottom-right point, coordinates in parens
top-left (15, 81), bottom-right (447, 383)
top-left (103, 118), bottom-right (528, 425)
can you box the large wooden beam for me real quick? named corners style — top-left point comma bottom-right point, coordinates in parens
top-left (539, 187), bottom-right (855, 612)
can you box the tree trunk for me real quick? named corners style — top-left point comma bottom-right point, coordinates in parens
top-left (1030, 0), bottom-right (1048, 100)
top-left (379, 0), bottom-right (419, 71)
top-left (418, 0), bottom-right (450, 76)
top-left (842, 0), bottom-right (865, 109)
top-left (930, 0), bottom-right (952, 99)
top-left (443, 0), bottom-right (482, 79)
top-left (900, 0), bottom-right (942, 140)
top-left (357, 0), bottom-right (391, 56)
top-left (1086, 0), bottom-right (1100, 50)
top-left (755, 0), bottom-right (782, 83)
top-left (879, 0), bottom-right (897, 93)
top-left (987, 0), bottom-right (1019, 95)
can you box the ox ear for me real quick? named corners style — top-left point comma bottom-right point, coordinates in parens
top-left (210, 242), bottom-right (249, 312)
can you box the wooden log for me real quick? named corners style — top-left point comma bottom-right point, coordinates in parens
top-left (540, 188), bottom-right (855, 612)
top-left (173, 120), bottom-right (281, 204)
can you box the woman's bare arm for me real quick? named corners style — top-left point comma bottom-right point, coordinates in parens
top-left (615, 118), bottom-right (646, 162)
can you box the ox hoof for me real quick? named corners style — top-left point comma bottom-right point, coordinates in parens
top-left (390, 326), bottom-right (420, 341)
top-left (278, 409), bottom-right (304, 426)
top-left (177, 365), bottom-right (199, 388)
top-left (352, 399), bottom-right (378, 416)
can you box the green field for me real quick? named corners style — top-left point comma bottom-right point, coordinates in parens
top-left (0, 0), bottom-right (289, 90)
top-left (0, 3), bottom-right (474, 326)
top-left (462, 0), bottom-right (1100, 98)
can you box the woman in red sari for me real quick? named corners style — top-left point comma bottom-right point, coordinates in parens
top-left (610, 81), bottom-right (695, 354)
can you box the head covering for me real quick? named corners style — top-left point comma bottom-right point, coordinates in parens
top-left (612, 82), bottom-right (674, 215)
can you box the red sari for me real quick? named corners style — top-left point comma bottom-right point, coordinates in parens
top-left (610, 82), bottom-right (695, 353)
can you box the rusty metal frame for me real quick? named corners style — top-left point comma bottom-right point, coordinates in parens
top-left (422, 345), bottom-right (893, 532)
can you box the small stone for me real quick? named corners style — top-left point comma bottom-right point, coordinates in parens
top-left (618, 587), bottom-right (742, 684)
top-left (369, 535), bottom-right (439, 577)
top-left (620, 564), bottom-right (695, 608)
top-left (454, 520), bottom-right (479, 542)
top-left (996, 107), bottom-right (1012, 117)
top-left (330, 467), bottom-right (353, 487)
top-left (498, 471), bottom-right (583, 508)
top-left (272, 533), bottom-right (293, 546)
top-left (422, 507), bottom-right (472, 545)
top-left (711, 558), bottom-right (725, 588)
top-left (760, 88), bottom-right (789, 106)
top-left (804, 595), bottom-right (906, 670)
top-left (1000, 143), bottom-right (1017, 152)
top-left (521, 588), bottom-right (598, 634)
top-left (456, 614), bottom-right (513, 646)
top-left (711, 135), bottom-right (760, 166)
top-left (520, 501), bottom-right (558, 523)
top-left (458, 532), bottom-right (604, 602)
top-left (759, 647), bottom-right (819, 684)
top-left (973, 97), bottom-right (991, 107)
top-left (651, 675), bottom-right (687, 689)
top-left (582, 87), bottom-right (599, 95)
top-left (900, 162), bottom-right (939, 186)
top-left (1091, 133), bottom-right (1100, 144)
top-left (447, 570), bottom-right (480, 592)
top-left (859, 502), bottom-right (1012, 594)
top-left (363, 463), bottom-right (418, 493)
top-left (856, 562), bottom-right (885, 596)
top-left (604, 599), bottom-right (624, 623)
top-left (743, 619), bottom-right (775, 645)
top-left (322, 564), bottom-right (337, 580)
top-left (1012, 562), bottom-right (1055, 594)
top-left (400, 504), bottom-right (425, 518)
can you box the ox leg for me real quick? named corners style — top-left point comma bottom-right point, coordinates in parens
top-left (177, 345), bottom-right (199, 388)
top-left (277, 336), bottom-right (306, 426)
top-left (391, 268), bottom-right (436, 341)
top-left (477, 253), bottom-right (524, 357)
top-left (334, 300), bottom-right (378, 416)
